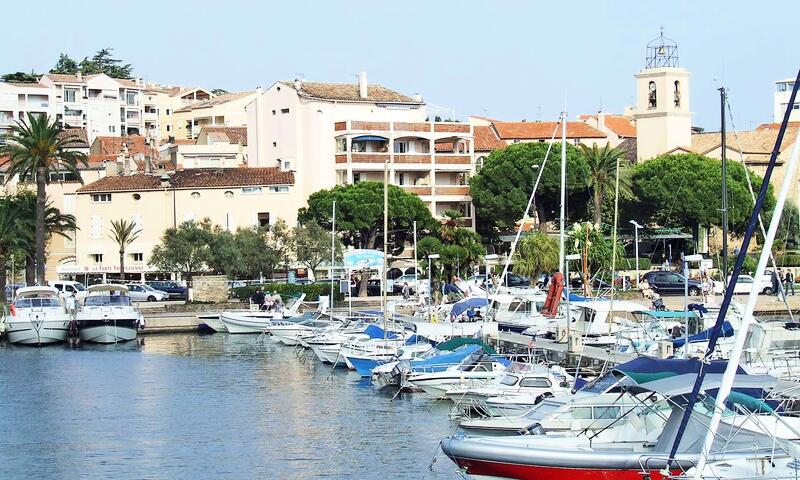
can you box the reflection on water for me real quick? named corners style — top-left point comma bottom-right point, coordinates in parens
top-left (0, 334), bottom-right (459, 479)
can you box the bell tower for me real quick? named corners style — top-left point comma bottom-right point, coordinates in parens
top-left (633, 30), bottom-right (693, 161)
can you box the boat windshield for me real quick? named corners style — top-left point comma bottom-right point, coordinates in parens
top-left (85, 295), bottom-right (132, 306)
top-left (14, 298), bottom-right (61, 308)
top-left (74, 283), bottom-right (86, 292)
top-left (580, 373), bottom-right (623, 393)
top-left (522, 400), bottom-right (562, 420)
top-left (499, 374), bottom-right (519, 386)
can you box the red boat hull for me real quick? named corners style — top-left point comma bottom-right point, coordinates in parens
top-left (454, 457), bottom-right (678, 480)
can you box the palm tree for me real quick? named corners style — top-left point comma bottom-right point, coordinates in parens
top-left (0, 196), bottom-right (30, 302)
top-left (579, 142), bottom-right (628, 227)
top-left (109, 219), bottom-right (142, 279)
top-left (513, 231), bottom-right (559, 284)
top-left (0, 114), bottom-right (87, 284)
top-left (14, 190), bottom-right (76, 285)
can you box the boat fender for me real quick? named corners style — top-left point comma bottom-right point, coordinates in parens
top-left (542, 273), bottom-right (564, 317)
top-left (9, 304), bottom-right (15, 316)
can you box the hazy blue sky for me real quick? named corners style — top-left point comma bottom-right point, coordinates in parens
top-left (2, 1), bottom-right (795, 129)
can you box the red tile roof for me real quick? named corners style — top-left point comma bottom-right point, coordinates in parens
top-left (284, 81), bottom-right (422, 104)
top-left (202, 126), bottom-right (247, 145)
top-left (173, 91), bottom-right (254, 113)
top-left (76, 167), bottom-right (294, 193)
top-left (173, 139), bottom-right (197, 145)
top-left (603, 116), bottom-right (637, 137)
top-left (59, 128), bottom-right (89, 148)
top-left (5, 82), bottom-right (49, 89)
top-left (493, 121), bottom-right (607, 140)
top-left (91, 135), bottom-right (155, 157)
top-left (473, 125), bottom-right (507, 151)
top-left (42, 73), bottom-right (140, 88)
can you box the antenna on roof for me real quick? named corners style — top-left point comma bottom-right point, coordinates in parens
top-left (293, 73), bottom-right (305, 81)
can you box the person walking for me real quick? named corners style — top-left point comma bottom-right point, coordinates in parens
top-left (772, 270), bottom-right (782, 298)
top-left (401, 282), bottom-right (411, 300)
top-left (786, 270), bottom-right (795, 296)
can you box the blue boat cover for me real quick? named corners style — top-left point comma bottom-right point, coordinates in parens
top-left (364, 324), bottom-right (397, 340)
top-left (672, 321), bottom-right (734, 348)
top-left (450, 297), bottom-right (490, 318)
top-left (410, 345), bottom-right (482, 372)
top-left (404, 334), bottom-right (434, 346)
top-left (568, 292), bottom-right (589, 301)
top-left (639, 310), bottom-right (698, 319)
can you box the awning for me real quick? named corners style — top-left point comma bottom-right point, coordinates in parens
top-left (352, 135), bottom-right (388, 142)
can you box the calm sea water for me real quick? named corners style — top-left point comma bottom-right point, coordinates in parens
top-left (0, 334), bottom-right (460, 479)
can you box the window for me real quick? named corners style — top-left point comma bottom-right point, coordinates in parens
top-left (593, 406), bottom-right (621, 420)
top-left (64, 89), bottom-right (77, 103)
top-left (519, 377), bottom-right (552, 388)
top-left (648, 81), bottom-right (657, 109)
top-left (257, 212), bottom-right (270, 228)
top-left (91, 193), bottom-right (111, 203)
top-left (241, 186), bottom-right (262, 194)
top-left (272, 142), bottom-right (277, 147)
top-left (336, 138), bottom-right (347, 153)
top-left (109, 125), bottom-right (116, 133)
top-left (224, 190), bottom-right (234, 198)
top-left (90, 216), bottom-right (103, 239)
top-left (352, 172), bottom-right (361, 183)
top-left (191, 192), bottom-right (201, 199)
top-left (282, 160), bottom-right (292, 171)
top-left (197, 157), bottom-right (221, 168)
top-left (268, 186), bottom-right (289, 193)
top-left (126, 92), bottom-right (137, 106)
top-left (48, 172), bottom-right (79, 182)
top-left (64, 107), bottom-right (82, 116)
top-left (132, 253), bottom-right (144, 262)
top-left (166, 125), bottom-right (172, 132)
top-left (476, 156), bottom-right (486, 172)
top-left (91, 254), bottom-right (103, 263)
top-left (570, 407), bottom-right (593, 420)
top-left (166, 109), bottom-right (171, 115)
top-left (674, 81), bottom-right (681, 108)
top-left (132, 193), bottom-right (141, 200)
top-left (398, 173), bottom-right (406, 185)
top-left (271, 110), bottom-right (276, 115)
top-left (394, 141), bottom-right (408, 153)
top-left (280, 108), bottom-right (290, 114)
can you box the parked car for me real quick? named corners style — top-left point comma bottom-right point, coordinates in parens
top-left (642, 271), bottom-right (702, 296)
top-left (467, 272), bottom-right (531, 288)
top-left (48, 280), bottom-right (88, 302)
top-left (126, 283), bottom-right (169, 302)
top-left (712, 274), bottom-right (773, 295)
top-left (392, 274), bottom-right (425, 294)
top-left (293, 278), bottom-right (314, 286)
top-left (5, 283), bottom-right (25, 299)
top-left (146, 281), bottom-right (187, 299)
top-left (350, 279), bottom-right (382, 296)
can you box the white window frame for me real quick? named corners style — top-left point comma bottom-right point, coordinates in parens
top-left (91, 193), bottom-right (112, 203)
top-left (241, 186), bottom-right (262, 195)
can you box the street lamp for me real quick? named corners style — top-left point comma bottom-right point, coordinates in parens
top-left (629, 220), bottom-right (643, 287)
top-left (484, 254), bottom-right (499, 318)
top-left (682, 253), bottom-right (703, 356)
top-left (565, 253), bottom-right (581, 352)
top-left (427, 253), bottom-right (440, 323)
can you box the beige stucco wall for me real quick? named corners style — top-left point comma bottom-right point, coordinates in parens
top-left (633, 67), bottom-right (693, 161)
top-left (171, 93), bottom-right (255, 140)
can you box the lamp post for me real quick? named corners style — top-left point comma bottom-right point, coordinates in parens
top-left (484, 254), bottom-right (499, 318)
top-left (427, 253), bottom-right (440, 323)
top-left (629, 220), bottom-right (643, 287)
top-left (683, 253), bottom-right (703, 357)
top-left (565, 253), bottom-right (581, 352)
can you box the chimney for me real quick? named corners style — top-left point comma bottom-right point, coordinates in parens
top-left (104, 161), bottom-right (119, 176)
top-left (76, 71), bottom-right (83, 82)
top-left (412, 93), bottom-right (423, 103)
top-left (358, 71), bottom-right (368, 99)
top-left (293, 79), bottom-right (302, 91)
top-left (597, 111), bottom-right (606, 132)
top-left (136, 77), bottom-right (142, 86)
top-left (160, 173), bottom-right (171, 188)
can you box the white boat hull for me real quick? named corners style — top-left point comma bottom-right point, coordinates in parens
top-left (78, 318), bottom-right (139, 343)
top-left (309, 343), bottom-right (342, 364)
top-left (5, 317), bottom-right (70, 346)
top-left (198, 314), bottom-right (227, 333)
top-left (219, 312), bottom-right (280, 334)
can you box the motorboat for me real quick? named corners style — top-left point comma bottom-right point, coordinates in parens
top-left (75, 284), bottom-right (142, 343)
top-left (441, 358), bottom-right (788, 480)
top-left (219, 294), bottom-right (305, 334)
top-left (408, 349), bottom-right (509, 399)
top-left (3, 286), bottom-right (70, 346)
top-left (197, 313), bottom-right (227, 333)
top-left (266, 317), bottom-right (331, 346)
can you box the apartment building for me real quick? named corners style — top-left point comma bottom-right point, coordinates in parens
top-left (142, 85), bottom-right (215, 140)
top-left (39, 73), bottom-right (145, 143)
top-left (171, 91), bottom-right (255, 140)
top-left (578, 113), bottom-right (637, 147)
top-left (0, 82), bottom-right (53, 141)
top-left (66, 167), bottom-right (296, 283)
top-left (775, 78), bottom-right (800, 123)
top-left (246, 72), bottom-right (478, 225)
top-left (172, 126), bottom-right (248, 168)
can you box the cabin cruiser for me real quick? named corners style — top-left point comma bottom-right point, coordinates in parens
top-left (197, 313), bottom-right (227, 333)
top-left (3, 286), bottom-right (70, 346)
top-left (408, 349), bottom-right (509, 399)
top-left (219, 294), bottom-right (305, 333)
top-left (266, 317), bottom-right (332, 346)
top-left (75, 284), bottom-right (142, 343)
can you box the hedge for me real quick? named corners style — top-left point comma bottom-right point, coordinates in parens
top-left (619, 257), bottom-right (652, 270)
top-left (232, 283), bottom-right (345, 302)
top-left (777, 254), bottom-right (800, 267)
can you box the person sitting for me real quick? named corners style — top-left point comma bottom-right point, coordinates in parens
top-left (473, 308), bottom-right (483, 321)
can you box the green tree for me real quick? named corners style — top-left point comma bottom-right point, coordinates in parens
top-left (0, 115), bottom-right (87, 284)
top-left (1, 72), bottom-right (39, 83)
top-left (299, 182), bottom-right (437, 296)
top-left (630, 153), bottom-right (774, 237)
top-left (108, 219), bottom-right (142, 278)
top-left (470, 142), bottom-right (590, 238)
top-left (211, 88), bottom-right (229, 96)
top-left (568, 222), bottom-right (623, 294)
top-left (50, 53), bottom-right (79, 75)
top-left (232, 226), bottom-right (281, 280)
top-left (579, 142), bottom-right (629, 226)
top-left (293, 220), bottom-right (342, 280)
top-left (513, 231), bottom-right (559, 282)
top-left (150, 219), bottom-right (215, 283)
top-left (207, 229), bottom-right (238, 277)
top-left (0, 194), bottom-right (31, 301)
top-left (79, 48), bottom-right (133, 79)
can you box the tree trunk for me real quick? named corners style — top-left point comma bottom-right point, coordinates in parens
top-left (35, 170), bottom-right (47, 285)
top-left (593, 188), bottom-right (603, 227)
top-left (119, 250), bottom-right (125, 279)
top-left (0, 252), bottom-right (7, 304)
top-left (536, 203), bottom-right (548, 232)
top-left (25, 253), bottom-right (35, 286)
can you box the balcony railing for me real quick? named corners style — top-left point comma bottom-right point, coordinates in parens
top-left (351, 153), bottom-right (389, 163)
top-left (335, 154), bottom-right (347, 164)
top-left (400, 185), bottom-right (432, 196)
top-left (336, 120), bottom-right (472, 135)
top-left (394, 154), bottom-right (431, 164)
top-left (435, 154), bottom-right (471, 165)
top-left (434, 185), bottom-right (470, 196)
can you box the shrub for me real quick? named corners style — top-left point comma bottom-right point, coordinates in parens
top-left (619, 257), bottom-right (651, 270)
top-left (232, 283), bottom-right (344, 302)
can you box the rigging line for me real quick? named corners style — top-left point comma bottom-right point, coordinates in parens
top-left (726, 96), bottom-right (795, 321)
top-left (646, 165), bottom-right (691, 266)
top-left (494, 116), bottom-right (561, 299)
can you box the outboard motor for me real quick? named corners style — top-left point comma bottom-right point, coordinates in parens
top-left (517, 422), bottom-right (545, 436)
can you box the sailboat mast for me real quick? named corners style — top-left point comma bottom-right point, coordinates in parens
top-left (559, 111), bottom-right (567, 273)
top-left (720, 87), bottom-right (729, 281)
top-left (383, 158), bottom-right (389, 338)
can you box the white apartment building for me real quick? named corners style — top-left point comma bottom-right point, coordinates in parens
top-left (172, 126), bottom-right (248, 168)
top-left (0, 82), bottom-right (53, 141)
top-left (775, 78), bottom-right (800, 123)
top-left (142, 85), bottom-right (215, 140)
top-left (246, 72), bottom-right (476, 224)
top-left (39, 73), bottom-right (145, 143)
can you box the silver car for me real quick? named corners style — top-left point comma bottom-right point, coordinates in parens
top-left (126, 283), bottom-right (168, 302)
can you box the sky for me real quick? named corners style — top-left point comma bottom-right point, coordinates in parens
top-left (2, 0), bottom-right (795, 130)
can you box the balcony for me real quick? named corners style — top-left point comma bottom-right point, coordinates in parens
top-left (435, 154), bottom-right (471, 165)
top-left (351, 153), bottom-right (389, 164)
top-left (125, 116), bottom-right (142, 125)
top-left (434, 186), bottom-right (470, 196)
top-left (394, 154), bottom-right (431, 164)
top-left (401, 185), bottom-right (432, 196)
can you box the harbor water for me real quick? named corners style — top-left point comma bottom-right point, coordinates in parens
top-left (0, 334), bottom-right (459, 479)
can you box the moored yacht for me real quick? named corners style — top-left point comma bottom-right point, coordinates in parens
top-left (219, 294), bottom-right (305, 334)
top-left (4, 286), bottom-right (70, 346)
top-left (76, 284), bottom-right (142, 343)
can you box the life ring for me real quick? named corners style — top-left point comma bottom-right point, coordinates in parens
top-left (542, 273), bottom-right (564, 317)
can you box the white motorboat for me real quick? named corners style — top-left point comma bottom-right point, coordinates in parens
top-left (197, 313), bottom-right (227, 333)
top-left (219, 294), bottom-right (305, 334)
top-left (76, 284), bottom-right (142, 343)
top-left (267, 318), bottom-right (331, 346)
top-left (3, 286), bottom-right (70, 346)
top-left (407, 350), bottom-right (509, 398)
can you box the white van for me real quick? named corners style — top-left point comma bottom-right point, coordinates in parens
top-left (49, 280), bottom-right (88, 302)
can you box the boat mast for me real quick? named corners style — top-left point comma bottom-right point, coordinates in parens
top-left (331, 200), bottom-right (336, 309)
top-left (559, 110), bottom-right (567, 274)
top-left (383, 157), bottom-right (389, 339)
top-left (720, 87), bottom-right (729, 285)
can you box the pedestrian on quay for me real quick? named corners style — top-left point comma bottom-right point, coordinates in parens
top-left (786, 270), bottom-right (795, 296)
top-left (252, 287), bottom-right (267, 310)
top-left (772, 270), bottom-right (782, 298)
top-left (401, 282), bottom-right (410, 300)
